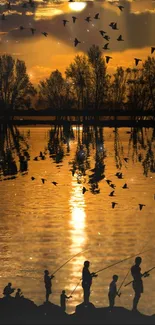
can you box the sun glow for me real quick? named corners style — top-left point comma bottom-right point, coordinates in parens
top-left (69, 2), bottom-right (86, 12)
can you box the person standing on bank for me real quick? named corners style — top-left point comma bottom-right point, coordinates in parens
top-left (60, 290), bottom-right (72, 312)
top-left (82, 260), bottom-right (98, 305)
top-left (131, 257), bottom-right (149, 312)
top-left (44, 270), bottom-right (54, 302)
top-left (108, 274), bottom-right (120, 311)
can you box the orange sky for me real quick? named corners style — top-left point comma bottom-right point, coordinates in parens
top-left (0, 0), bottom-right (155, 83)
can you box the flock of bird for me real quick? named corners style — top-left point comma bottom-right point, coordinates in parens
top-left (30, 150), bottom-right (147, 212)
top-left (1, 1), bottom-right (155, 66)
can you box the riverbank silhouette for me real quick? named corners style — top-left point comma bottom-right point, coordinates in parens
top-left (0, 297), bottom-right (155, 324)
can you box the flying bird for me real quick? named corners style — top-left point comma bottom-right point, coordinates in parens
top-left (112, 23), bottom-right (118, 30)
top-left (104, 35), bottom-right (110, 41)
top-left (52, 181), bottom-right (58, 186)
top-left (109, 22), bottom-right (115, 27)
top-left (110, 183), bottom-right (116, 189)
top-left (82, 187), bottom-right (88, 194)
top-left (134, 58), bottom-right (142, 66)
top-left (106, 179), bottom-right (112, 185)
top-left (105, 56), bottom-right (112, 64)
top-left (117, 35), bottom-right (124, 41)
top-left (74, 38), bottom-right (81, 47)
top-left (63, 19), bottom-right (69, 26)
top-left (41, 178), bottom-right (47, 184)
top-left (42, 32), bottom-right (48, 37)
top-left (122, 183), bottom-right (128, 189)
top-left (151, 47), bottom-right (155, 54)
top-left (30, 28), bottom-right (36, 35)
top-left (99, 30), bottom-right (106, 37)
top-left (139, 204), bottom-right (146, 211)
top-left (109, 191), bottom-right (115, 197)
top-left (112, 202), bottom-right (118, 209)
top-left (118, 5), bottom-right (124, 11)
top-left (94, 13), bottom-right (99, 19)
top-left (72, 16), bottom-right (77, 23)
top-left (103, 43), bottom-right (109, 50)
top-left (85, 16), bottom-right (91, 23)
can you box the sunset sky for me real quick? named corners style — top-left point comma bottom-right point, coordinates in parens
top-left (0, 0), bottom-right (155, 84)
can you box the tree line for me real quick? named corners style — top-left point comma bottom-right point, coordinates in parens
top-left (0, 45), bottom-right (155, 117)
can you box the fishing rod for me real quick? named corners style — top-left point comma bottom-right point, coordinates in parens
top-left (70, 279), bottom-right (82, 296)
top-left (124, 266), bottom-right (155, 287)
top-left (94, 247), bottom-right (155, 275)
top-left (52, 248), bottom-right (90, 276)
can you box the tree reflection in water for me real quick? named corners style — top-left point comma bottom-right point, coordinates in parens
top-left (0, 123), bottom-right (30, 179)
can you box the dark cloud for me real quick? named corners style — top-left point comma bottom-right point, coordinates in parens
top-left (0, 0), bottom-right (155, 53)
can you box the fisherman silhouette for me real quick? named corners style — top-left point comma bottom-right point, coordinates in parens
top-left (60, 290), bottom-right (72, 312)
top-left (131, 257), bottom-right (149, 312)
top-left (108, 275), bottom-right (120, 311)
top-left (44, 270), bottom-right (54, 302)
top-left (82, 261), bottom-right (98, 306)
top-left (15, 288), bottom-right (24, 299)
top-left (3, 283), bottom-right (15, 298)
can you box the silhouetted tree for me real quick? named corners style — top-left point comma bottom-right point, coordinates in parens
top-left (0, 55), bottom-right (36, 113)
top-left (39, 69), bottom-right (70, 111)
top-left (87, 45), bottom-right (108, 110)
top-left (65, 55), bottom-right (91, 110)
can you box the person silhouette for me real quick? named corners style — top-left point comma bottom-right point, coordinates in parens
top-left (44, 270), bottom-right (54, 302)
top-left (60, 290), bottom-right (72, 312)
top-left (15, 288), bottom-right (24, 299)
top-left (3, 283), bottom-right (15, 298)
top-left (131, 256), bottom-right (149, 312)
top-left (108, 275), bottom-right (119, 311)
top-left (82, 260), bottom-right (98, 306)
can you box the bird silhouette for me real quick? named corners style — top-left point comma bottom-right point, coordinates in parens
top-left (112, 202), bottom-right (118, 209)
top-left (72, 16), bottom-right (77, 23)
top-left (105, 56), bottom-right (112, 64)
top-left (104, 35), bottom-right (110, 41)
top-left (115, 172), bottom-right (123, 179)
top-left (118, 5), bottom-right (124, 11)
top-left (106, 179), bottom-right (112, 185)
top-left (117, 35), bottom-right (124, 41)
top-left (31, 177), bottom-right (35, 180)
top-left (124, 158), bottom-right (129, 163)
top-left (134, 58), bottom-right (142, 66)
top-left (74, 38), bottom-right (81, 47)
top-left (63, 19), bottom-right (69, 26)
top-left (30, 28), bottom-right (36, 35)
top-left (139, 204), bottom-right (146, 211)
top-left (52, 181), bottom-right (58, 186)
top-left (85, 16), bottom-right (91, 23)
top-left (110, 183), bottom-right (116, 189)
top-left (122, 183), bottom-right (128, 189)
top-left (41, 178), bottom-right (47, 184)
top-left (99, 30), bottom-right (106, 37)
top-left (82, 187), bottom-right (88, 194)
top-left (112, 23), bottom-right (118, 30)
top-left (103, 43), bottom-right (109, 50)
top-left (42, 32), bottom-right (48, 37)
top-left (94, 13), bottom-right (99, 19)
top-left (151, 47), bottom-right (155, 54)
top-left (33, 156), bottom-right (39, 161)
top-left (109, 191), bottom-right (115, 197)
top-left (109, 22), bottom-right (115, 27)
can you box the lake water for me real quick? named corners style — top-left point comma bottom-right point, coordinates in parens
top-left (0, 125), bottom-right (155, 315)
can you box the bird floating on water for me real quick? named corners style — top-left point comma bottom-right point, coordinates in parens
top-left (122, 183), bottom-right (128, 189)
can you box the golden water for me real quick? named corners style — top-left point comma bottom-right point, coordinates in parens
top-left (0, 126), bottom-right (155, 315)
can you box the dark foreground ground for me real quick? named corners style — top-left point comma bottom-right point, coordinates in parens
top-left (0, 298), bottom-right (155, 325)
